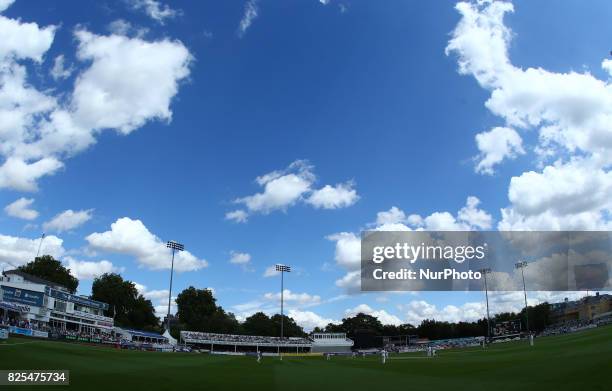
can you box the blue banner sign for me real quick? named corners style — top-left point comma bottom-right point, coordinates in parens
top-left (45, 287), bottom-right (108, 310)
top-left (1, 286), bottom-right (44, 307)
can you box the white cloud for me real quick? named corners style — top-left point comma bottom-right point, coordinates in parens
top-left (499, 159), bottom-right (612, 230)
top-left (306, 182), bottom-right (359, 209)
top-left (107, 19), bottom-right (149, 38)
top-left (399, 300), bottom-right (485, 325)
top-left (229, 250), bottom-right (251, 265)
top-left (65, 257), bottom-right (122, 280)
top-left (475, 126), bottom-right (524, 174)
top-left (0, 233), bottom-right (64, 269)
top-left (335, 270), bottom-right (361, 292)
top-left (263, 289), bottom-right (322, 306)
top-left (237, 160), bottom-right (314, 215)
top-left (4, 197), bottom-right (38, 220)
top-left (43, 209), bottom-right (93, 232)
top-left (327, 232), bottom-right (360, 271)
top-left (134, 283), bottom-right (169, 301)
top-left (457, 196), bottom-right (493, 229)
top-left (0, 0), bottom-right (14, 13)
top-left (345, 304), bottom-right (402, 326)
top-left (128, 0), bottom-right (180, 24)
top-left (413, 196), bottom-right (493, 230)
top-left (395, 290), bottom-right (595, 326)
top-left (287, 309), bottom-right (337, 331)
top-left (603, 59), bottom-right (612, 78)
top-left (376, 206), bottom-right (407, 226)
top-left (229, 160), bottom-right (358, 221)
top-left (447, 0), bottom-right (612, 230)
top-left (0, 9), bottom-right (192, 192)
top-left (329, 197), bottom-right (492, 293)
top-left (263, 265), bottom-right (279, 277)
top-left (0, 158), bottom-right (63, 192)
top-left (142, 289), bottom-right (169, 301)
top-left (50, 55), bottom-right (73, 81)
top-left (86, 217), bottom-right (208, 272)
top-left (135, 282), bottom-right (177, 318)
top-left (0, 11), bottom-right (55, 61)
top-left (71, 30), bottom-right (192, 134)
top-left (237, 0), bottom-right (258, 38)
top-left (225, 209), bottom-right (249, 223)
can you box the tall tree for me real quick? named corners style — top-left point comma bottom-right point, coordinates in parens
top-left (242, 312), bottom-right (275, 336)
top-left (271, 314), bottom-right (306, 337)
top-left (18, 255), bottom-right (78, 293)
top-left (91, 273), bottom-right (158, 330)
top-left (175, 286), bottom-right (218, 331)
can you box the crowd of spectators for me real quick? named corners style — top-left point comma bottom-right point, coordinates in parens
top-left (540, 320), bottom-right (597, 336)
top-left (49, 327), bottom-right (119, 343)
top-left (1, 318), bottom-right (48, 331)
top-left (385, 336), bottom-right (483, 352)
top-left (181, 331), bottom-right (312, 345)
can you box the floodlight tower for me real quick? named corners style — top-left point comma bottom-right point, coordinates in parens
top-left (479, 268), bottom-right (492, 342)
top-left (275, 264), bottom-right (291, 342)
top-left (166, 240), bottom-right (184, 332)
top-left (515, 261), bottom-right (529, 334)
top-left (36, 233), bottom-right (46, 258)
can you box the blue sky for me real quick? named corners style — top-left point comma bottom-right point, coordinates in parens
top-left (1, 0), bottom-right (611, 330)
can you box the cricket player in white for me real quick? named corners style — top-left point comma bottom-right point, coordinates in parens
top-left (381, 350), bottom-right (387, 364)
top-left (257, 351), bottom-right (262, 363)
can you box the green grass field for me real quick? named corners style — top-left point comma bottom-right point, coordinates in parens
top-left (1, 325), bottom-right (610, 391)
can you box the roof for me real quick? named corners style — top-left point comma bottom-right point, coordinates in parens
top-left (123, 329), bottom-right (168, 339)
top-left (3, 269), bottom-right (67, 290)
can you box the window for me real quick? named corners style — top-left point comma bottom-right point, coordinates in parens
top-left (54, 300), bottom-right (67, 312)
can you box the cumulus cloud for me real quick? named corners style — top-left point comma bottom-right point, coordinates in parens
top-left (71, 30), bottom-right (191, 134)
top-left (86, 217), bottom-right (208, 272)
top-left (229, 250), bottom-right (251, 265)
top-left (225, 209), bottom-right (249, 223)
top-left (329, 197), bottom-right (492, 293)
top-left (4, 197), bottom-right (38, 220)
top-left (0, 0), bottom-right (14, 12)
top-left (447, 0), bottom-right (612, 230)
top-left (263, 265), bottom-right (279, 277)
top-left (475, 126), bottom-right (525, 174)
top-left (232, 288), bottom-right (327, 328)
top-left (237, 160), bottom-right (314, 214)
top-left (287, 309), bottom-right (337, 331)
top-left (603, 59), bottom-right (612, 78)
top-left (65, 257), bottom-right (122, 280)
top-left (50, 55), bottom-right (73, 81)
top-left (306, 182), bottom-right (359, 209)
top-left (0, 8), bottom-right (192, 191)
top-left (399, 300), bottom-right (484, 325)
top-left (345, 304), bottom-right (402, 326)
top-left (237, 0), bottom-right (258, 38)
top-left (263, 290), bottom-right (322, 306)
top-left (376, 206), bottom-right (407, 226)
top-left (43, 209), bottom-right (93, 232)
top-left (127, 0), bottom-right (180, 24)
top-left (107, 19), bottom-right (149, 38)
top-left (456, 196), bottom-right (493, 229)
top-left (0, 233), bottom-right (64, 269)
top-left (228, 160), bottom-right (358, 221)
top-left (499, 158), bottom-right (612, 230)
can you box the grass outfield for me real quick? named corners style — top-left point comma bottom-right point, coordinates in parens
top-left (1, 326), bottom-right (610, 391)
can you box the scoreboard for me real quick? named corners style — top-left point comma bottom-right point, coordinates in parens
top-left (492, 320), bottom-right (522, 337)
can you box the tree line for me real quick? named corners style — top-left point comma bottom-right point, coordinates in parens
top-left (316, 304), bottom-right (551, 348)
top-left (16, 255), bottom-right (552, 343)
